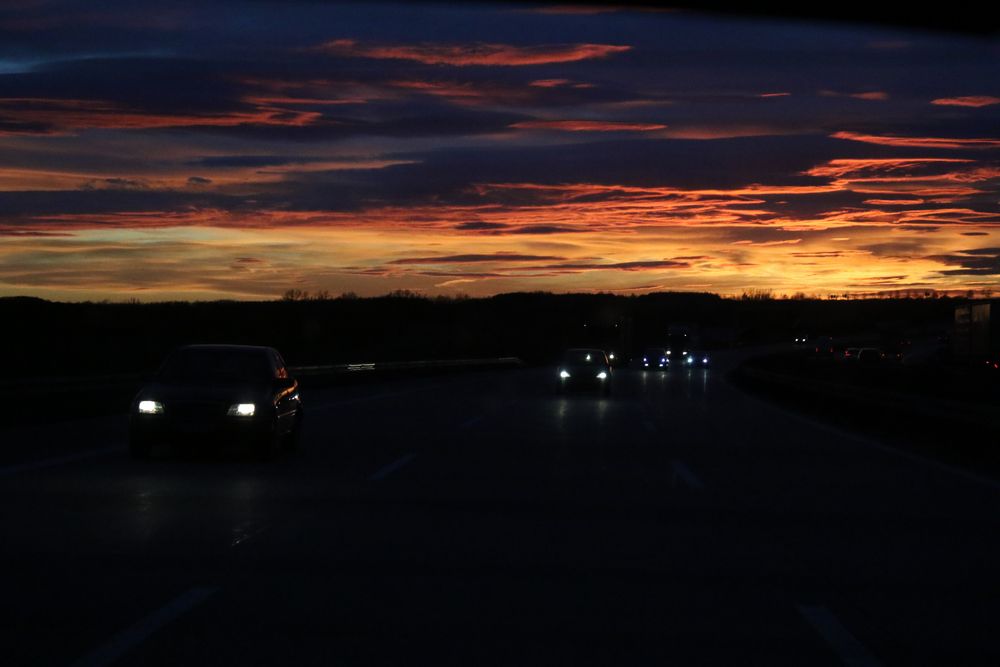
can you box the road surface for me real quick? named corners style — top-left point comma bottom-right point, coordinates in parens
top-left (1, 358), bottom-right (998, 665)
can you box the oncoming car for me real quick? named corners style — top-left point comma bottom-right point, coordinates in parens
top-left (556, 348), bottom-right (612, 395)
top-left (129, 344), bottom-right (303, 460)
top-left (641, 347), bottom-right (669, 371)
top-left (679, 350), bottom-right (711, 368)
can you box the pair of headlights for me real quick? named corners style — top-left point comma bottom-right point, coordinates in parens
top-left (137, 400), bottom-right (256, 417)
top-left (559, 370), bottom-right (607, 380)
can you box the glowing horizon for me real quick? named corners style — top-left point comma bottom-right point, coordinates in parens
top-left (0, 3), bottom-right (997, 301)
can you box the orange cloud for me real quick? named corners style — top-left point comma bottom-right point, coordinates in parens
top-left (850, 91), bottom-right (889, 101)
top-left (805, 158), bottom-right (973, 179)
top-left (931, 96), bottom-right (1000, 108)
top-left (315, 39), bottom-right (631, 66)
top-left (510, 120), bottom-right (666, 132)
top-left (831, 131), bottom-right (1000, 150)
top-left (0, 96), bottom-right (322, 134)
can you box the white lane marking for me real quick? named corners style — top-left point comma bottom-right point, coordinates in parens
top-left (642, 419), bottom-right (656, 433)
top-left (796, 604), bottom-right (882, 667)
top-left (671, 460), bottom-right (704, 490)
top-left (369, 453), bottom-right (417, 481)
top-left (71, 586), bottom-right (219, 667)
top-left (0, 446), bottom-right (120, 478)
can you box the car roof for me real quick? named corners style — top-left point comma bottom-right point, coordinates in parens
top-left (176, 344), bottom-right (274, 353)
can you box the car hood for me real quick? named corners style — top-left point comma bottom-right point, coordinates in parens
top-left (136, 380), bottom-right (272, 405)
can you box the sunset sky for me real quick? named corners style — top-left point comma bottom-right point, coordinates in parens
top-left (1, 2), bottom-right (998, 301)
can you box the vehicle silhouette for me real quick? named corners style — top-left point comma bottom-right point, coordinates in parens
top-left (129, 344), bottom-right (302, 460)
top-left (556, 348), bottom-right (613, 396)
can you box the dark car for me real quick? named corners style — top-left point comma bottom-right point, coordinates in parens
top-left (129, 344), bottom-right (303, 460)
top-left (556, 348), bottom-right (612, 395)
top-left (641, 347), bottom-right (669, 371)
top-left (679, 350), bottom-right (711, 368)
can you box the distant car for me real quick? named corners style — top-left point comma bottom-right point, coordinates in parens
top-left (793, 334), bottom-right (810, 349)
top-left (557, 348), bottom-right (612, 395)
top-left (641, 347), bottom-right (669, 371)
top-left (680, 350), bottom-right (711, 367)
top-left (812, 336), bottom-right (835, 356)
top-left (842, 347), bottom-right (860, 361)
top-left (129, 344), bottom-right (303, 460)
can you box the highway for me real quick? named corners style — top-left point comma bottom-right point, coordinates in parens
top-left (1, 356), bottom-right (998, 666)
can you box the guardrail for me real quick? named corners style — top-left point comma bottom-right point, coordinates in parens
top-left (290, 356), bottom-right (522, 376)
top-left (0, 356), bottom-right (524, 396)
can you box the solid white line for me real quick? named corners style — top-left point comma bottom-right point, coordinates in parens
top-left (671, 460), bottom-right (704, 490)
top-left (0, 446), bottom-right (120, 478)
top-left (369, 453), bottom-right (417, 481)
top-left (71, 586), bottom-right (219, 667)
top-left (796, 604), bottom-right (882, 667)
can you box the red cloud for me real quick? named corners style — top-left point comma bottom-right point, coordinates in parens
top-left (510, 120), bottom-right (666, 132)
top-left (805, 158), bottom-right (973, 179)
top-left (850, 91), bottom-right (889, 101)
top-left (831, 131), bottom-right (1000, 150)
top-left (315, 39), bottom-right (630, 66)
top-left (0, 96), bottom-right (322, 134)
top-left (931, 96), bottom-right (1000, 108)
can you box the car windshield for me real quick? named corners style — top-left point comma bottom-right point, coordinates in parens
top-left (158, 348), bottom-right (271, 383)
top-left (564, 350), bottom-right (604, 365)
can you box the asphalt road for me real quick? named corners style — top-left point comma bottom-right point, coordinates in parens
top-left (2, 356), bottom-right (998, 666)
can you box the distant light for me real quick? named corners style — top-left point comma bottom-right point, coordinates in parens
top-left (585, 354), bottom-right (591, 361)
top-left (137, 400), bottom-right (163, 414)
top-left (702, 357), bottom-right (709, 364)
top-left (596, 371), bottom-right (608, 380)
top-left (686, 356), bottom-right (693, 364)
top-left (608, 352), bottom-right (615, 360)
top-left (666, 350), bottom-right (671, 355)
top-left (227, 403), bottom-right (256, 417)
top-left (643, 357), bottom-right (647, 362)
top-left (559, 370), bottom-right (571, 379)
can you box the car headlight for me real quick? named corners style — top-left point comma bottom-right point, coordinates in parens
top-left (596, 371), bottom-right (607, 380)
top-left (559, 370), bottom-right (571, 379)
top-left (137, 400), bottom-right (163, 414)
top-left (227, 403), bottom-right (256, 417)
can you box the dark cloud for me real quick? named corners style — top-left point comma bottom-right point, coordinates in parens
top-left (454, 221), bottom-right (508, 231)
top-left (389, 253), bottom-right (565, 265)
top-left (930, 248), bottom-right (1000, 275)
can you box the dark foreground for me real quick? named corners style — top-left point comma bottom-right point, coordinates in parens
top-left (2, 356), bottom-right (998, 666)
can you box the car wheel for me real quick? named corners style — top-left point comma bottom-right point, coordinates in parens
top-left (282, 412), bottom-right (302, 452)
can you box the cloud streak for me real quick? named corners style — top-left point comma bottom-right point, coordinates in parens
top-left (315, 39), bottom-right (631, 66)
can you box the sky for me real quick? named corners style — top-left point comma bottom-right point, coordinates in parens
top-left (0, 1), bottom-right (998, 301)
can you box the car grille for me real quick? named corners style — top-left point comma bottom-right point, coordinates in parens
top-left (168, 401), bottom-right (226, 420)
